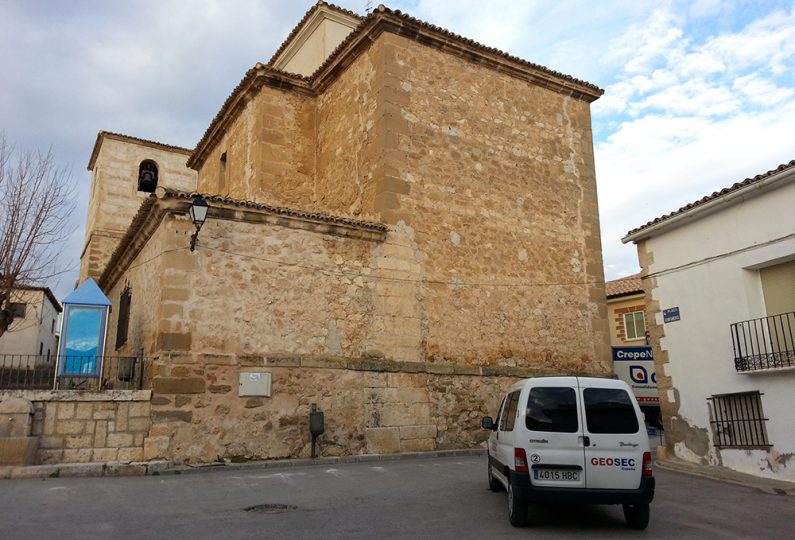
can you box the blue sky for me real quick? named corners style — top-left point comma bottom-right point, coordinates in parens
top-left (1, 0), bottom-right (793, 300)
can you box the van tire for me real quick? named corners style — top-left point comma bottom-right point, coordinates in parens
top-left (623, 503), bottom-right (650, 530)
top-left (507, 480), bottom-right (528, 527)
top-left (487, 456), bottom-right (501, 492)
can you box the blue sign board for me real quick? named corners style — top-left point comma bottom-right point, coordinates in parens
top-left (612, 347), bottom-right (658, 403)
top-left (663, 307), bottom-right (681, 323)
top-left (57, 278), bottom-right (111, 379)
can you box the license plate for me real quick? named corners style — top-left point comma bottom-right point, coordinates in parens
top-left (533, 469), bottom-right (580, 481)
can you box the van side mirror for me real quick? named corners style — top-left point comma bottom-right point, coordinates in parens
top-left (481, 416), bottom-right (496, 430)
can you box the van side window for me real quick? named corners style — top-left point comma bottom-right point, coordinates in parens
top-left (501, 391), bottom-right (521, 431)
top-left (526, 387), bottom-right (579, 433)
top-left (495, 396), bottom-right (506, 427)
top-left (583, 388), bottom-right (639, 434)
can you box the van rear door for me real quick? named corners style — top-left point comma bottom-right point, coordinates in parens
top-left (524, 379), bottom-right (586, 489)
top-left (578, 378), bottom-right (647, 490)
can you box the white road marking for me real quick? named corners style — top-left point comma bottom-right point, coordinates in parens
top-left (231, 472), bottom-right (307, 481)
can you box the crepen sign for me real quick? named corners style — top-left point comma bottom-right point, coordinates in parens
top-left (612, 347), bottom-right (658, 404)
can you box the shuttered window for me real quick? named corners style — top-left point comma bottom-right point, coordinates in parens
top-left (115, 286), bottom-right (131, 349)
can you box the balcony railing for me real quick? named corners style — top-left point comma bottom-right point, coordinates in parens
top-left (0, 355), bottom-right (144, 391)
top-left (731, 312), bottom-right (795, 372)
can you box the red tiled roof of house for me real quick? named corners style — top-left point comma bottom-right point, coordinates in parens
top-left (625, 159), bottom-right (795, 239)
top-left (605, 273), bottom-right (643, 298)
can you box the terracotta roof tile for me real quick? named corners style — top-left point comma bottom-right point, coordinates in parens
top-left (626, 159), bottom-right (795, 239)
top-left (99, 189), bottom-right (388, 291)
top-left (87, 131), bottom-right (193, 171)
top-left (185, 65), bottom-right (312, 169)
top-left (162, 189), bottom-right (388, 232)
top-left (360, 5), bottom-right (602, 94)
top-left (267, 1), bottom-right (363, 66)
top-left (605, 273), bottom-right (643, 298)
top-left (188, 3), bottom-right (603, 170)
top-left (12, 284), bottom-right (62, 312)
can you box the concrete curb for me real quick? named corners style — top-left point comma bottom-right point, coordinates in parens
top-left (0, 460), bottom-right (172, 480)
top-left (171, 448), bottom-right (487, 476)
top-left (0, 449), bottom-right (486, 480)
top-left (656, 457), bottom-right (795, 495)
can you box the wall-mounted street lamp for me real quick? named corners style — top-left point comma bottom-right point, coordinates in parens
top-left (189, 195), bottom-right (209, 252)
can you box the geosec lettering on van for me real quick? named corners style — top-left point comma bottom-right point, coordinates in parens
top-left (591, 457), bottom-right (636, 471)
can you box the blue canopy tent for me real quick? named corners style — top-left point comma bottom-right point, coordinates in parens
top-left (56, 278), bottom-right (111, 385)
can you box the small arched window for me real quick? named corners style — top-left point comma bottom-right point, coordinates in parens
top-left (138, 160), bottom-right (158, 192)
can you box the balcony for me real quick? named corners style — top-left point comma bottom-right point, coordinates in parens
top-left (731, 312), bottom-right (795, 372)
top-left (0, 355), bottom-right (144, 391)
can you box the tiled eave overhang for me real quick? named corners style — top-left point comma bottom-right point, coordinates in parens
top-left (623, 159), bottom-right (795, 243)
top-left (87, 131), bottom-right (193, 171)
top-left (187, 5), bottom-right (603, 170)
top-left (98, 189), bottom-right (388, 293)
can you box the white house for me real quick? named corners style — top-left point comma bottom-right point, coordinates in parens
top-left (0, 286), bottom-right (62, 365)
top-left (623, 159), bottom-right (795, 482)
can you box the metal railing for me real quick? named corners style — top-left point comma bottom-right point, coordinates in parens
top-left (707, 391), bottom-right (771, 449)
top-left (0, 355), bottom-right (144, 391)
top-left (730, 312), bottom-right (795, 372)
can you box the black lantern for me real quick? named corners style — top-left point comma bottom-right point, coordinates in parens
top-left (189, 195), bottom-right (209, 252)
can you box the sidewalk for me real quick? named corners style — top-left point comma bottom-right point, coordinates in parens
top-left (656, 455), bottom-right (795, 495)
top-left (0, 448), bottom-right (485, 480)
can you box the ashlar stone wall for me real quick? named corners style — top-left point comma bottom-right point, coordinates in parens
top-left (191, 30), bottom-right (610, 373)
top-left (0, 390), bottom-right (151, 464)
top-left (144, 354), bottom-right (518, 463)
top-left (379, 33), bottom-right (609, 371)
top-left (196, 86), bottom-right (316, 207)
top-left (82, 136), bottom-right (197, 281)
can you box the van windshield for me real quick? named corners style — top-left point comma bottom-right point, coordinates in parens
top-left (583, 388), bottom-right (639, 434)
top-left (526, 387), bottom-right (579, 433)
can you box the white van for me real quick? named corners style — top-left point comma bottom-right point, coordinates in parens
top-left (481, 376), bottom-right (655, 529)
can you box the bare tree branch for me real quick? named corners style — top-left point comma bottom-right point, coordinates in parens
top-left (0, 133), bottom-right (76, 337)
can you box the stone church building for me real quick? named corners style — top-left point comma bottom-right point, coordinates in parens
top-left (81, 2), bottom-right (610, 463)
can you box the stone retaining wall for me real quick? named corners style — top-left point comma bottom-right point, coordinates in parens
top-left (146, 353), bottom-right (606, 463)
top-left (0, 390), bottom-right (151, 464)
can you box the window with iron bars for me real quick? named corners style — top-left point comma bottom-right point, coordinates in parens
top-left (707, 391), bottom-right (771, 449)
top-left (115, 286), bottom-right (131, 350)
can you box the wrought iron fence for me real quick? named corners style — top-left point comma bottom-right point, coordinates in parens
top-left (0, 355), bottom-right (144, 391)
top-left (730, 312), bottom-right (795, 372)
top-left (707, 391), bottom-right (770, 449)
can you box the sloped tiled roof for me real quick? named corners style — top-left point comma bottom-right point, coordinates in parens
top-left (625, 159), bottom-right (795, 239)
top-left (98, 188), bottom-right (388, 291)
top-left (605, 273), bottom-right (643, 298)
top-left (366, 5), bottom-right (602, 94)
top-left (12, 284), bottom-right (62, 312)
top-left (87, 131), bottom-right (193, 171)
top-left (163, 190), bottom-right (388, 232)
top-left (187, 3), bottom-right (603, 169)
top-left (268, 1), bottom-right (363, 66)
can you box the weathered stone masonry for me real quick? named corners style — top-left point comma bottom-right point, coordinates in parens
top-left (87, 5), bottom-right (611, 463)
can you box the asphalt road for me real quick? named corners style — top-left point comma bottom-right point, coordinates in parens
top-left (1, 455), bottom-right (792, 539)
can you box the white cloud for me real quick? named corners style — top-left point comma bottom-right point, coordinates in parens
top-left (2, 0), bottom-right (794, 291)
top-left (593, 2), bottom-right (795, 278)
top-left (733, 73), bottom-right (794, 106)
top-left (702, 6), bottom-right (795, 73)
top-left (597, 102), bottom-right (795, 279)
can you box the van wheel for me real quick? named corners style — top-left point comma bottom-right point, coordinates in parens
top-left (623, 503), bottom-right (650, 530)
top-left (507, 480), bottom-right (528, 527)
top-left (487, 456), bottom-right (501, 492)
